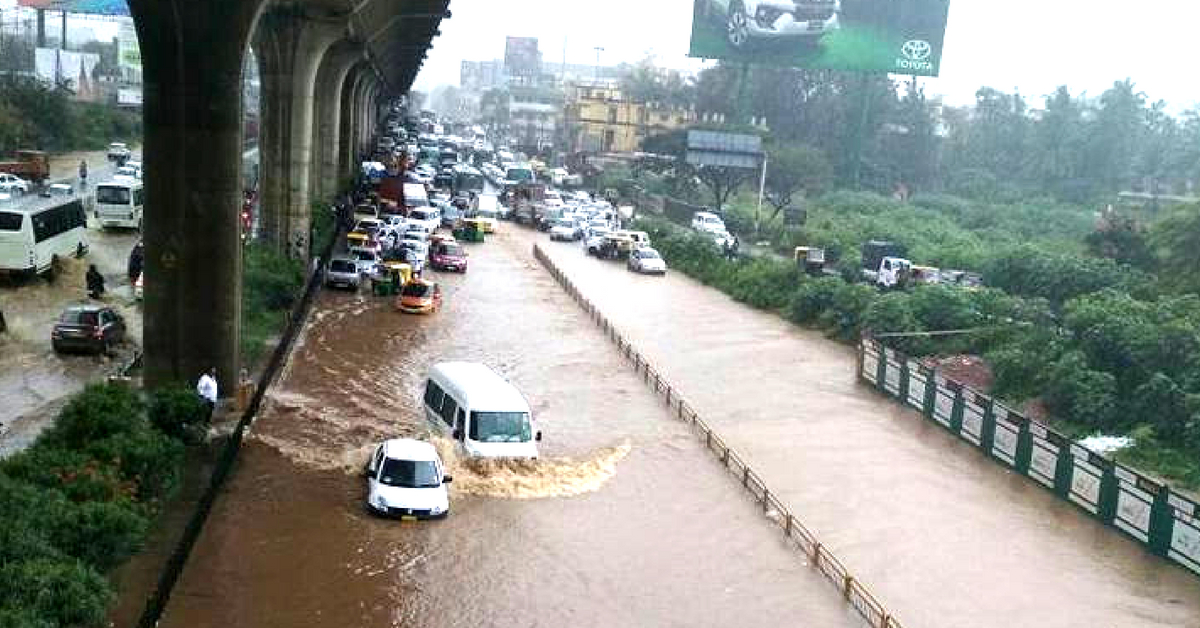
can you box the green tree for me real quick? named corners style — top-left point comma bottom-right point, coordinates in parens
top-left (761, 143), bottom-right (833, 232)
top-left (1149, 203), bottom-right (1200, 294)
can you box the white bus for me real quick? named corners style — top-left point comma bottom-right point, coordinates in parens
top-left (94, 180), bottom-right (144, 229)
top-left (0, 198), bottom-right (89, 275)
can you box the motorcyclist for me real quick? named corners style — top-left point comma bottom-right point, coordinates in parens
top-left (86, 264), bottom-right (105, 299)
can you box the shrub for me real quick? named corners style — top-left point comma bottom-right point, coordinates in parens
top-left (2, 446), bottom-right (132, 504)
top-left (0, 559), bottom-right (112, 628)
top-left (86, 428), bottom-right (184, 504)
top-left (1042, 351), bottom-right (1118, 429)
top-left (149, 387), bottom-right (211, 443)
top-left (820, 282), bottom-right (879, 341)
top-left (50, 501), bottom-right (148, 571)
top-left (789, 276), bottom-right (844, 324)
top-left (41, 384), bottom-right (145, 450)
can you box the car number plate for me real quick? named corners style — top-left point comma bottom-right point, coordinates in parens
top-left (400, 515), bottom-right (418, 522)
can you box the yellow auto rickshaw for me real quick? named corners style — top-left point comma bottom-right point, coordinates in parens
top-left (454, 218), bottom-right (487, 243)
top-left (346, 231), bottom-right (372, 250)
top-left (372, 260), bottom-right (413, 296)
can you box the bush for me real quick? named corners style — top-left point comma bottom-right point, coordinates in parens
top-left (2, 446), bottom-right (132, 504)
top-left (789, 276), bottom-right (844, 324)
top-left (50, 501), bottom-right (148, 571)
top-left (86, 428), bottom-right (184, 503)
top-left (0, 559), bottom-right (112, 628)
top-left (149, 387), bottom-right (210, 443)
top-left (41, 384), bottom-right (145, 450)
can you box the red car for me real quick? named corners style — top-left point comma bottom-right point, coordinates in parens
top-left (51, 305), bottom-right (126, 355)
top-left (429, 241), bottom-right (467, 273)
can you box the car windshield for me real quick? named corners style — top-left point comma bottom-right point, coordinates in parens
top-left (401, 283), bottom-right (433, 298)
top-left (378, 458), bottom-right (440, 488)
top-left (330, 260), bottom-right (356, 273)
top-left (639, 250), bottom-right (661, 259)
top-left (469, 411), bottom-right (532, 443)
top-left (356, 252), bottom-right (376, 261)
top-left (438, 245), bottom-right (464, 256)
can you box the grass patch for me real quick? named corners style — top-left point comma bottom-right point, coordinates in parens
top-left (240, 244), bottom-right (305, 368)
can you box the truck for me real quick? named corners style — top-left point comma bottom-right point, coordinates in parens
top-left (0, 150), bottom-right (50, 185)
top-left (510, 182), bottom-right (547, 226)
top-left (860, 240), bottom-right (910, 288)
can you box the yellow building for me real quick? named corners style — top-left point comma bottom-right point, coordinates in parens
top-left (565, 83), bottom-right (695, 154)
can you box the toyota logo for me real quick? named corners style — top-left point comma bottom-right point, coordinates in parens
top-left (901, 40), bottom-right (932, 61)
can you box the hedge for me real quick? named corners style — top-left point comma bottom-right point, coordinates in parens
top-left (0, 383), bottom-right (208, 627)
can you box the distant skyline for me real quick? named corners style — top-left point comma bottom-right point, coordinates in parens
top-left (414, 0), bottom-right (1200, 110)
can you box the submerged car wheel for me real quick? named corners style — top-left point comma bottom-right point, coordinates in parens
top-left (727, 4), bottom-right (750, 49)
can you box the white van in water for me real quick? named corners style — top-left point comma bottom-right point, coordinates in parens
top-left (423, 362), bottom-right (541, 459)
top-left (94, 180), bottom-right (144, 229)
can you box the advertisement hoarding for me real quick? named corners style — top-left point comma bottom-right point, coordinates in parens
top-left (688, 0), bottom-right (951, 76)
top-left (18, 0), bottom-right (130, 16)
top-left (118, 20), bottom-right (141, 72)
top-left (504, 36), bottom-right (541, 78)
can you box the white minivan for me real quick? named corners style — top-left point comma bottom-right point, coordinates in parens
top-left (423, 362), bottom-right (541, 459)
top-left (94, 180), bottom-right (144, 229)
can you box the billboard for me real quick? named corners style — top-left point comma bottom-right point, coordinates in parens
top-left (688, 0), bottom-right (952, 76)
top-left (118, 20), bottom-right (140, 72)
top-left (504, 36), bottom-right (541, 78)
top-left (18, 0), bottom-right (130, 16)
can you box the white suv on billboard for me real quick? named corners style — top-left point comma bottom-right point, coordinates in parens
top-left (713, 0), bottom-right (841, 49)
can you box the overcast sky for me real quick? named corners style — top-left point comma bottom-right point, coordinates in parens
top-left (414, 0), bottom-right (1200, 110)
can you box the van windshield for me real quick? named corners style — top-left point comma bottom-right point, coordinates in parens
top-left (378, 458), bottom-right (440, 488)
top-left (96, 186), bottom-right (130, 204)
top-left (470, 411), bottom-right (532, 443)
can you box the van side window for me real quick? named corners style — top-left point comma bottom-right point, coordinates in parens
top-left (371, 446), bottom-right (384, 474)
top-left (440, 395), bottom-right (458, 426)
top-left (424, 380), bottom-right (444, 409)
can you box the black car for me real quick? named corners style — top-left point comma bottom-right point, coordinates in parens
top-left (51, 305), bottom-right (126, 355)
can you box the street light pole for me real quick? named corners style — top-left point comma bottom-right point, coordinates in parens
top-left (755, 150), bottom-right (768, 238)
top-left (594, 46), bottom-right (604, 83)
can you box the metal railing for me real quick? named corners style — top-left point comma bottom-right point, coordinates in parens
top-left (532, 243), bottom-right (903, 628)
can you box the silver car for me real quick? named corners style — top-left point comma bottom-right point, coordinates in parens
top-left (326, 257), bottom-right (361, 290)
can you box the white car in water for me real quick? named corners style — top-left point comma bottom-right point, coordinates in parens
top-left (364, 439), bottom-right (451, 519)
top-left (627, 247), bottom-right (667, 275)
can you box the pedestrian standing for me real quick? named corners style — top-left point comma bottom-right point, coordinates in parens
top-left (196, 368), bottom-right (219, 421)
top-left (78, 160), bottom-right (88, 190)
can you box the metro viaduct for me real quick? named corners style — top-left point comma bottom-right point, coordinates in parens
top-left (125, 0), bottom-right (450, 392)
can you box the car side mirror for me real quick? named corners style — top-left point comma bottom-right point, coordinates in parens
top-left (535, 431), bottom-right (543, 442)
top-left (443, 474), bottom-right (453, 484)
top-left (452, 429), bottom-right (463, 440)
top-left (363, 465), bottom-right (374, 478)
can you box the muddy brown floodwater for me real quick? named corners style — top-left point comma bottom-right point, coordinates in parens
top-left (528, 230), bottom-right (1200, 628)
top-left (154, 228), bottom-right (864, 628)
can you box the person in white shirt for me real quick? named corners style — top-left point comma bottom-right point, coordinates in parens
top-left (196, 368), bottom-right (218, 420)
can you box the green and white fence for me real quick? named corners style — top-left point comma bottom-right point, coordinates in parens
top-left (534, 243), bottom-right (904, 628)
top-left (859, 337), bottom-right (1200, 578)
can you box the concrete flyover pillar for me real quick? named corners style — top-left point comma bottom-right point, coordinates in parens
top-left (127, 0), bottom-right (266, 393)
top-left (312, 42), bottom-right (362, 204)
top-left (253, 6), bottom-right (342, 259)
top-left (339, 64), bottom-right (368, 183)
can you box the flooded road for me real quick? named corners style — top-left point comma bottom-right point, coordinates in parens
top-left (527, 231), bottom-right (1200, 628)
top-left (156, 228), bottom-right (863, 627)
